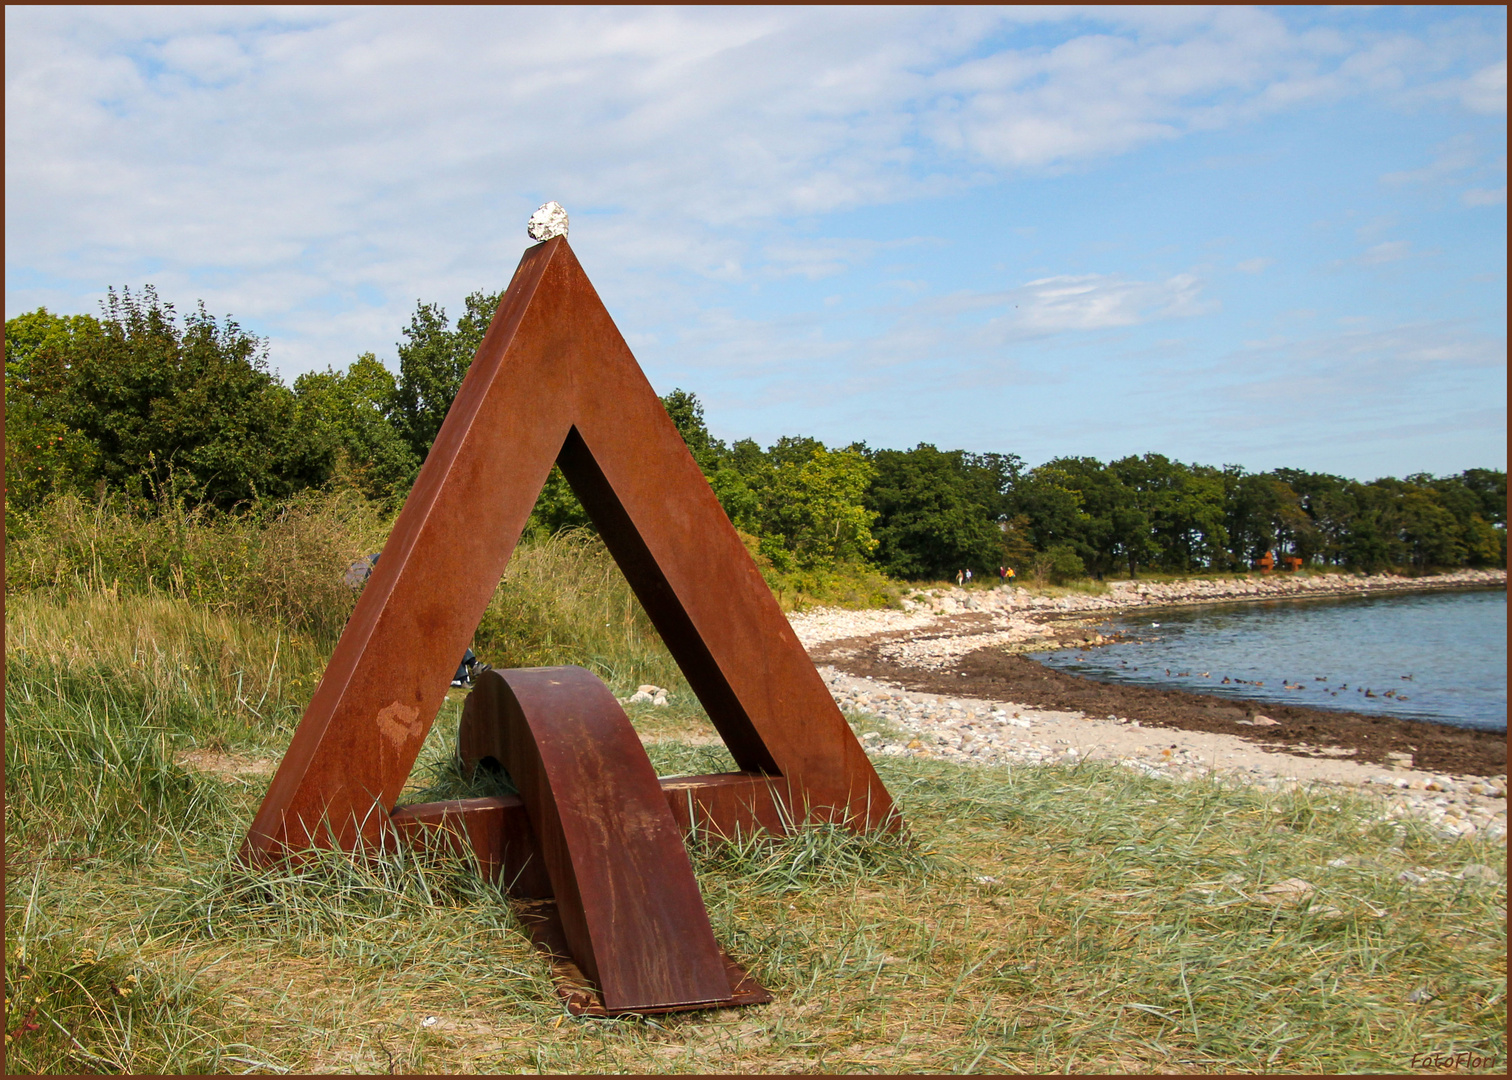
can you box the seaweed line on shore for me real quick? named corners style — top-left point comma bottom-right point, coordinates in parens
top-left (784, 569), bottom-right (1506, 839)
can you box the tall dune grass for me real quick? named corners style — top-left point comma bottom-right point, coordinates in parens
top-left (5, 493), bottom-right (780, 702)
top-left (5, 489), bottom-right (390, 641)
top-left (470, 528), bottom-right (684, 692)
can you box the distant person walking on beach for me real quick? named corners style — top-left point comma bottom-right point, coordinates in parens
top-left (965, 568), bottom-right (973, 585)
top-left (1006, 566), bottom-right (1016, 586)
top-left (956, 569), bottom-right (964, 587)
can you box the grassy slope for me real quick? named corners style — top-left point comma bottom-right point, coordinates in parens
top-left (5, 525), bottom-right (1507, 1073)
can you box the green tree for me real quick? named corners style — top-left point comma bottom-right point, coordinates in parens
top-left (1027, 456), bottom-right (1116, 574)
top-left (527, 465), bottom-right (595, 537)
top-left (1011, 464), bottom-right (1091, 560)
top-left (293, 353), bottom-right (418, 503)
top-left (996, 513), bottom-right (1037, 573)
top-left (391, 289), bottom-right (502, 461)
top-left (660, 387), bottom-right (728, 473)
top-left (1032, 543), bottom-right (1086, 585)
top-left (4, 308), bottom-right (103, 507)
top-left (756, 445), bottom-right (878, 569)
top-left (1463, 514), bottom-right (1505, 567)
top-left (1398, 489), bottom-right (1466, 570)
top-left (1456, 468), bottom-right (1507, 528)
top-left (1427, 471), bottom-right (1507, 568)
top-left (16, 288), bottom-right (331, 510)
top-left (866, 444), bottom-right (1008, 578)
top-left (1107, 454), bottom-right (1229, 572)
top-left (521, 388), bottom-right (735, 539)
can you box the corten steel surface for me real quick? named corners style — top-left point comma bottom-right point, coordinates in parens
top-left (389, 795), bottom-right (552, 898)
top-left (512, 898), bottom-right (772, 1017)
top-left (391, 770), bottom-right (789, 884)
top-left (463, 665), bottom-right (736, 1012)
top-left (243, 236), bottom-right (895, 864)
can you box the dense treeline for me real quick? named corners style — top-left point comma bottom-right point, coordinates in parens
top-left (7, 288), bottom-right (1505, 583)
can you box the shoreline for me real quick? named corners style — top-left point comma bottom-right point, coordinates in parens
top-left (787, 568), bottom-right (1507, 840)
top-left (793, 569), bottom-right (1506, 690)
top-left (903, 566), bottom-right (1507, 619)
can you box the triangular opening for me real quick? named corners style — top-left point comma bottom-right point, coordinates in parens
top-left (553, 425), bottom-right (779, 774)
top-left (406, 422), bottom-right (777, 807)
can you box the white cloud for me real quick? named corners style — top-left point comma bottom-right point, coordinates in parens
top-left (1235, 257), bottom-right (1274, 274)
top-left (3, 5), bottom-right (1504, 390)
top-left (1088, 318), bottom-right (1507, 475)
top-left (1381, 133), bottom-right (1506, 207)
top-left (1382, 133), bottom-right (1480, 185)
top-left (1462, 185), bottom-right (1507, 206)
top-left (1461, 58), bottom-right (1507, 114)
top-left (652, 268), bottom-right (1212, 400)
top-left (1358, 241), bottom-right (1412, 265)
top-left (1000, 272), bottom-right (1209, 334)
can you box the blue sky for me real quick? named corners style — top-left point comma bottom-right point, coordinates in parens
top-left (6, 6), bottom-right (1505, 480)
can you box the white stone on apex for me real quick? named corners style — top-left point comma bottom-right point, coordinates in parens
top-left (527, 201), bottom-right (569, 241)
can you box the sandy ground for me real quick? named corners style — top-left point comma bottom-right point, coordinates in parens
top-left (788, 570), bottom-right (1507, 843)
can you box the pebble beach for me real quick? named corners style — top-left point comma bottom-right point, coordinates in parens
top-left (786, 568), bottom-right (1508, 843)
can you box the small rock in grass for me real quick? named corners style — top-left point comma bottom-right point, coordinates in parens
top-left (1397, 870), bottom-right (1427, 885)
top-left (1261, 878), bottom-right (1315, 904)
top-left (1406, 986), bottom-right (1436, 1004)
top-left (628, 684), bottom-right (669, 706)
top-left (1457, 863), bottom-right (1501, 883)
top-left (1327, 857), bottom-right (1350, 868)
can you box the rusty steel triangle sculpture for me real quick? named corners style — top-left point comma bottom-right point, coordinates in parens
top-left (244, 233), bottom-right (898, 1015)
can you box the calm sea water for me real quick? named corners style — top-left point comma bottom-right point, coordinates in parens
top-left (1028, 587), bottom-right (1507, 733)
